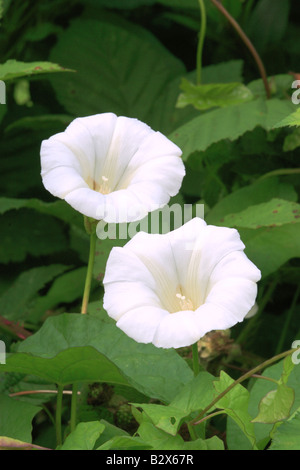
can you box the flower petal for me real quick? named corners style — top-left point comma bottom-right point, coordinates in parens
top-left (152, 311), bottom-right (203, 349)
top-left (116, 306), bottom-right (169, 344)
top-left (103, 218), bottom-right (261, 349)
top-left (103, 281), bottom-right (161, 321)
top-left (41, 113), bottom-right (185, 221)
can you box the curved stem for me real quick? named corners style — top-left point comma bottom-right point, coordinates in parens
top-left (192, 342), bottom-right (200, 376)
top-left (190, 346), bottom-right (300, 425)
top-left (258, 168), bottom-right (300, 181)
top-left (196, 0), bottom-right (207, 85)
top-left (193, 409), bottom-right (225, 426)
top-left (222, 365), bottom-right (279, 385)
top-left (81, 229), bottom-right (97, 314)
top-left (209, 0), bottom-right (271, 99)
top-left (55, 385), bottom-right (64, 447)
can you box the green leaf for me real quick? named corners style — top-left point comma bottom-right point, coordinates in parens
top-left (80, 0), bottom-right (156, 8)
top-left (2, 346), bottom-right (130, 387)
top-left (60, 422), bottom-right (105, 450)
top-left (280, 355), bottom-right (296, 386)
top-left (248, 74), bottom-right (293, 100)
top-left (274, 107), bottom-right (300, 128)
top-left (283, 128), bottom-right (300, 152)
top-left (157, 0), bottom-right (198, 8)
top-left (0, 209), bottom-right (69, 263)
top-left (169, 98), bottom-right (295, 159)
top-left (184, 435), bottom-right (225, 451)
top-left (23, 22), bottom-right (62, 42)
top-left (3, 312), bottom-right (193, 402)
top-left (213, 371), bottom-right (257, 449)
top-left (228, 357), bottom-right (300, 450)
top-left (132, 371), bottom-right (215, 435)
top-left (252, 384), bottom-right (295, 424)
top-left (0, 116), bottom-right (71, 196)
top-left (49, 19), bottom-right (185, 132)
top-left (252, 355), bottom-right (296, 425)
top-left (28, 267), bottom-right (89, 323)
top-left (93, 419), bottom-right (128, 448)
top-left (176, 79), bottom-right (253, 111)
top-left (206, 177), bottom-right (297, 225)
top-left (200, 60), bottom-right (244, 84)
top-left (220, 199), bottom-right (300, 230)
top-left (205, 186), bottom-right (300, 278)
top-left (0, 59), bottom-right (73, 81)
top-left (4, 114), bottom-right (72, 133)
top-left (0, 393), bottom-right (41, 442)
top-left (0, 197), bottom-right (82, 228)
top-left (97, 435), bottom-right (151, 450)
top-left (0, 264), bottom-right (69, 322)
top-left (246, 0), bottom-right (290, 53)
top-left (137, 421), bottom-right (224, 450)
top-left (240, 223), bottom-right (300, 278)
top-left (137, 421), bottom-right (184, 450)
top-left (269, 410), bottom-right (300, 450)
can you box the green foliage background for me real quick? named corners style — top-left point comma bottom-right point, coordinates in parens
top-left (0, 0), bottom-right (299, 451)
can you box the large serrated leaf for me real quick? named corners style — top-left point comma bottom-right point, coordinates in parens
top-left (220, 199), bottom-right (300, 229)
top-left (274, 107), bottom-right (300, 128)
top-left (205, 177), bottom-right (297, 226)
top-left (49, 19), bottom-right (185, 133)
top-left (169, 98), bottom-right (295, 159)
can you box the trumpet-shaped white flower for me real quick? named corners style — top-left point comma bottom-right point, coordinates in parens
top-left (40, 113), bottom-right (184, 223)
top-left (103, 218), bottom-right (261, 349)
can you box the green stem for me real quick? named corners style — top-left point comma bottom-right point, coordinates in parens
top-left (257, 168), bottom-right (300, 181)
top-left (275, 285), bottom-right (300, 355)
top-left (55, 385), bottom-right (64, 447)
top-left (196, 0), bottom-right (207, 85)
top-left (190, 346), bottom-right (300, 426)
top-left (81, 229), bottom-right (97, 314)
top-left (192, 342), bottom-right (200, 376)
top-left (187, 422), bottom-right (197, 441)
top-left (209, 0), bottom-right (271, 99)
top-left (70, 383), bottom-right (78, 433)
top-left (192, 409), bottom-right (225, 426)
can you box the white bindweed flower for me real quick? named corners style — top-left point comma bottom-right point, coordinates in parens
top-left (103, 218), bottom-right (261, 349)
top-left (40, 113), bottom-right (184, 223)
